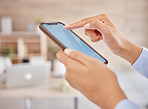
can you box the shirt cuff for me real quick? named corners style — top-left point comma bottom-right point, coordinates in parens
top-left (115, 99), bottom-right (141, 109)
top-left (132, 47), bottom-right (148, 78)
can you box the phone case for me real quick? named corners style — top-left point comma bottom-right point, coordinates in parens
top-left (39, 22), bottom-right (108, 64)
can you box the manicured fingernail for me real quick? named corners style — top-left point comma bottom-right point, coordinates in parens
top-left (64, 49), bottom-right (73, 55)
top-left (84, 23), bottom-right (90, 28)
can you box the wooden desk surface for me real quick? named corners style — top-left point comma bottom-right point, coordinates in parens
top-left (0, 77), bottom-right (81, 98)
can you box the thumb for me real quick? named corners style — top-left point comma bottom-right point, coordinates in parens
top-left (64, 49), bottom-right (97, 66)
top-left (56, 50), bottom-right (85, 70)
top-left (56, 50), bottom-right (72, 66)
top-left (84, 19), bottom-right (108, 34)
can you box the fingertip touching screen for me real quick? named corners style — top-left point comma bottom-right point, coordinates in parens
top-left (42, 23), bottom-right (107, 63)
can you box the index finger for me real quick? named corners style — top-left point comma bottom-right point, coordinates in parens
top-left (56, 50), bottom-right (83, 67)
top-left (64, 19), bottom-right (88, 30)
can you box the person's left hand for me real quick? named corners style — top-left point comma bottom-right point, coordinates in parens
top-left (56, 49), bottom-right (126, 109)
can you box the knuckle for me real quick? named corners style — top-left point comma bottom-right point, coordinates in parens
top-left (96, 14), bottom-right (108, 21)
top-left (89, 21), bottom-right (94, 27)
top-left (90, 19), bottom-right (98, 28)
top-left (101, 14), bottom-right (107, 17)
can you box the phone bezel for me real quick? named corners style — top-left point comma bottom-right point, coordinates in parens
top-left (39, 22), bottom-right (108, 64)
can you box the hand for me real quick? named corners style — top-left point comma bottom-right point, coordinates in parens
top-left (56, 49), bottom-right (126, 109)
top-left (64, 14), bottom-right (142, 65)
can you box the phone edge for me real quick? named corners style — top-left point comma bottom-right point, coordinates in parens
top-left (39, 23), bottom-right (66, 50)
top-left (39, 22), bottom-right (108, 64)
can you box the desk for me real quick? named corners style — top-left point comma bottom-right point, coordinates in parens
top-left (0, 77), bottom-right (81, 109)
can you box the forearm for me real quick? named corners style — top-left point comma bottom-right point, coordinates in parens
top-left (117, 38), bottom-right (142, 65)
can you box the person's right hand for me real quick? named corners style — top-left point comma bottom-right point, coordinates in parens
top-left (64, 14), bottom-right (142, 65)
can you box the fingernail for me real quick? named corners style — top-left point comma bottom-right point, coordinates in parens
top-left (64, 26), bottom-right (70, 30)
top-left (63, 26), bottom-right (67, 28)
top-left (64, 49), bottom-right (73, 55)
top-left (84, 23), bottom-right (90, 28)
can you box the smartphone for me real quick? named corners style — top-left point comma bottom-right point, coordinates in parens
top-left (39, 22), bottom-right (108, 64)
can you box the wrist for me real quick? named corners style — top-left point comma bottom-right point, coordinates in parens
top-left (95, 76), bottom-right (127, 109)
top-left (116, 38), bottom-right (142, 65)
top-left (103, 84), bottom-right (127, 109)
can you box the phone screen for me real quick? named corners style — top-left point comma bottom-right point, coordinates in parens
top-left (42, 23), bottom-right (107, 63)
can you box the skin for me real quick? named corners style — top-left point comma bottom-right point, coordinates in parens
top-left (56, 14), bottom-right (143, 109)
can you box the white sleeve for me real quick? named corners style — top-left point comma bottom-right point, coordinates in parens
top-left (115, 47), bottom-right (148, 109)
top-left (132, 47), bottom-right (148, 78)
top-left (115, 99), bottom-right (141, 109)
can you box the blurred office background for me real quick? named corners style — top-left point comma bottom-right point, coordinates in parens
top-left (0, 0), bottom-right (148, 109)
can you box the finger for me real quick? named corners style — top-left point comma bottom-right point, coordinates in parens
top-left (56, 50), bottom-right (83, 68)
top-left (85, 29), bottom-right (102, 42)
top-left (84, 19), bottom-right (108, 34)
top-left (64, 15), bottom-right (101, 30)
top-left (64, 19), bottom-right (88, 30)
top-left (93, 30), bottom-right (103, 41)
top-left (91, 35), bottom-right (102, 42)
top-left (95, 34), bottom-right (103, 41)
top-left (64, 49), bottom-right (96, 66)
top-left (56, 50), bottom-right (72, 66)
top-left (85, 29), bottom-right (96, 37)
